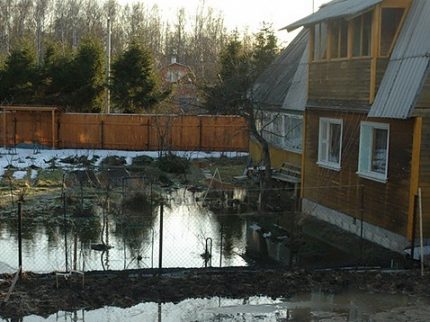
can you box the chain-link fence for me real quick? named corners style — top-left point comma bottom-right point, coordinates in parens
top-left (0, 152), bottom-right (417, 276)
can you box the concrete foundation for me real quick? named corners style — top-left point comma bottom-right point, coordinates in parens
top-left (302, 198), bottom-right (409, 253)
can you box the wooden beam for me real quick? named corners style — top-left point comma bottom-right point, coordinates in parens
top-left (347, 20), bottom-right (354, 59)
top-left (381, 0), bottom-right (412, 8)
top-left (2, 109), bottom-right (6, 148)
top-left (300, 111), bottom-right (307, 199)
top-left (309, 27), bottom-right (315, 62)
top-left (327, 24), bottom-right (332, 60)
top-left (407, 117), bottom-right (422, 240)
top-left (51, 110), bottom-right (56, 149)
top-left (369, 6), bottom-right (381, 103)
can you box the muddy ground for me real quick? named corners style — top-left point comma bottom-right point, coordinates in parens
top-left (0, 267), bottom-right (430, 318)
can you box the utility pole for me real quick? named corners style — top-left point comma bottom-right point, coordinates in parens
top-left (106, 17), bottom-right (112, 114)
top-left (313, 0), bottom-right (315, 13)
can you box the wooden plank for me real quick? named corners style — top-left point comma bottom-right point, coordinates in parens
top-left (370, 5), bottom-right (381, 103)
top-left (407, 117), bottom-right (422, 240)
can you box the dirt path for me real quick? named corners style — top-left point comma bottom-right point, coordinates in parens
top-left (1, 268), bottom-right (429, 319)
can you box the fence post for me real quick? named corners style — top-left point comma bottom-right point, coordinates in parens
top-left (13, 114), bottom-right (17, 147)
top-left (359, 185), bottom-right (364, 267)
top-left (219, 224), bottom-right (223, 267)
top-left (100, 120), bottom-right (104, 149)
top-left (63, 191), bottom-right (69, 272)
top-left (411, 194), bottom-right (418, 261)
top-left (17, 197), bottom-right (23, 276)
top-left (199, 117), bottom-right (203, 151)
top-left (147, 117), bottom-right (151, 150)
top-left (158, 203), bottom-right (164, 275)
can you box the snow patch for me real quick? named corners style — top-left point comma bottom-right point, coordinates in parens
top-left (249, 224), bottom-right (261, 231)
top-left (13, 171), bottom-right (27, 180)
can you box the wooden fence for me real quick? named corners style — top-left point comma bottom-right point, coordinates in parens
top-left (0, 110), bottom-right (249, 152)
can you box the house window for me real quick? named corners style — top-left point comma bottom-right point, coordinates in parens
top-left (352, 11), bottom-right (372, 57)
top-left (330, 20), bottom-right (348, 59)
top-left (272, 114), bottom-right (283, 146)
top-left (318, 118), bottom-right (343, 170)
top-left (283, 114), bottom-right (303, 152)
top-left (259, 112), bottom-right (272, 142)
top-left (380, 8), bottom-right (405, 56)
top-left (358, 122), bottom-right (390, 182)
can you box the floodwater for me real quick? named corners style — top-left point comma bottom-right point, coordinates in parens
top-left (0, 189), bottom-right (247, 273)
top-left (2, 291), bottom-right (429, 322)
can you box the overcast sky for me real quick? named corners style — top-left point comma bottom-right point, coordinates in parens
top-left (118, 0), bottom-right (330, 45)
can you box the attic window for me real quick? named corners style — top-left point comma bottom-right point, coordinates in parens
top-left (330, 20), bottom-right (348, 59)
top-left (380, 8), bottom-right (405, 57)
top-left (352, 11), bottom-right (372, 57)
top-left (312, 23), bottom-right (328, 61)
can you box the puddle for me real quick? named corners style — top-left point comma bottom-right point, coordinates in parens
top-left (0, 189), bottom-right (247, 273)
top-left (3, 292), bottom-right (429, 322)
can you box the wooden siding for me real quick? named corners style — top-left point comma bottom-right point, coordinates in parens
top-left (309, 59), bottom-right (372, 102)
top-left (0, 112), bottom-right (249, 152)
top-left (416, 73), bottom-right (430, 108)
top-left (309, 58), bottom-right (389, 104)
top-left (375, 58), bottom-right (389, 93)
top-left (419, 116), bottom-right (430, 236)
top-left (303, 110), bottom-right (414, 237)
top-left (249, 139), bottom-right (302, 169)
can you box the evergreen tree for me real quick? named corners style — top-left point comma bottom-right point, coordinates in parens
top-left (204, 25), bottom-right (279, 115)
top-left (111, 43), bottom-right (162, 113)
top-left (41, 42), bottom-right (74, 106)
top-left (69, 38), bottom-right (105, 112)
top-left (0, 44), bottom-right (38, 104)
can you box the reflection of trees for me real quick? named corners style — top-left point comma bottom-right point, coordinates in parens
top-left (72, 216), bottom-right (102, 244)
top-left (215, 215), bottom-right (245, 259)
top-left (111, 208), bottom-right (156, 261)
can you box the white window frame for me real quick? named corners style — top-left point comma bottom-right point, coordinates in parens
top-left (283, 114), bottom-right (303, 153)
top-left (317, 117), bottom-right (343, 170)
top-left (357, 121), bottom-right (390, 183)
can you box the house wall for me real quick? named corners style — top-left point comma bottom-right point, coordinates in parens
top-left (249, 139), bottom-right (302, 169)
top-left (303, 109), bottom-right (414, 238)
top-left (419, 116), bottom-right (430, 236)
top-left (416, 73), bottom-right (430, 108)
top-left (309, 58), bottom-right (389, 103)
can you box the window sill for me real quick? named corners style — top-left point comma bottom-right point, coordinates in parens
top-left (317, 161), bottom-right (341, 172)
top-left (357, 171), bottom-right (388, 184)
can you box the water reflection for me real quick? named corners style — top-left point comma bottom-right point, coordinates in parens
top-left (3, 292), bottom-right (428, 322)
top-left (0, 189), bottom-right (247, 273)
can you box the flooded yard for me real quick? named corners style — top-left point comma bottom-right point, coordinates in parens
top-left (0, 189), bottom-right (248, 273)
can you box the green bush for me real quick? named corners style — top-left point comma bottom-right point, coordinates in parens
top-left (157, 154), bottom-right (189, 174)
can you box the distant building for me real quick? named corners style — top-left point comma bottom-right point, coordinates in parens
top-left (160, 57), bottom-right (202, 114)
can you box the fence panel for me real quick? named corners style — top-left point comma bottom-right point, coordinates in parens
top-left (1, 110), bottom-right (249, 151)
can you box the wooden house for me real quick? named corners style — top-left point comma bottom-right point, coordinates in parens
top-left (249, 30), bottom-right (309, 194)
top-left (160, 57), bottom-right (201, 114)
top-left (283, 0), bottom-right (430, 252)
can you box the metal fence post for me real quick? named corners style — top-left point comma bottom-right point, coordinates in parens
top-left (63, 191), bottom-right (69, 272)
top-left (220, 224), bottom-right (224, 267)
top-left (158, 203), bottom-right (164, 275)
top-left (17, 197), bottom-right (23, 276)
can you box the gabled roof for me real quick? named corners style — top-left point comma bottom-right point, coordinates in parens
top-left (284, 0), bottom-right (382, 32)
top-left (282, 44), bottom-right (309, 111)
top-left (369, 0), bottom-right (430, 119)
top-left (251, 30), bottom-right (309, 110)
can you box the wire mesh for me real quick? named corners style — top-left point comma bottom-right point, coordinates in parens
top-left (0, 156), bottom-right (420, 275)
